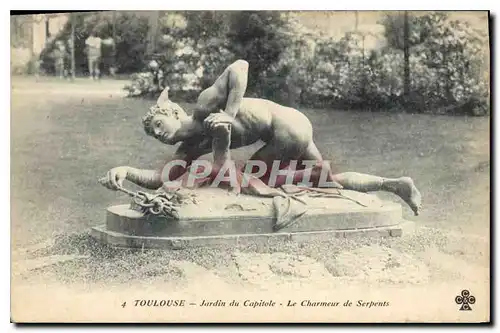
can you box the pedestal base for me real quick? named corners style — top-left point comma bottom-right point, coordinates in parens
top-left (90, 224), bottom-right (403, 249)
top-left (91, 188), bottom-right (404, 249)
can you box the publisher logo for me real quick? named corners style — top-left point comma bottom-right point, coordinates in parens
top-left (455, 290), bottom-right (476, 311)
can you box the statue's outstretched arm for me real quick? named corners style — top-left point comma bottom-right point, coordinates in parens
top-left (125, 140), bottom-right (212, 190)
top-left (99, 166), bottom-right (162, 191)
top-left (125, 168), bottom-right (163, 190)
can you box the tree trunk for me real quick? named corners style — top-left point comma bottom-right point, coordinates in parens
top-left (443, 51), bottom-right (453, 104)
top-left (361, 34), bottom-right (366, 101)
top-left (403, 11), bottom-right (411, 106)
top-left (147, 11), bottom-right (160, 56)
top-left (45, 16), bottom-right (50, 40)
top-left (70, 13), bottom-right (76, 80)
top-left (111, 11), bottom-right (117, 75)
top-left (112, 11), bottom-right (117, 42)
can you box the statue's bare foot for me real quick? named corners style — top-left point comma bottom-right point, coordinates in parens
top-left (391, 177), bottom-right (422, 216)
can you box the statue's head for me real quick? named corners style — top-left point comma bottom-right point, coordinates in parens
top-left (142, 87), bottom-right (188, 145)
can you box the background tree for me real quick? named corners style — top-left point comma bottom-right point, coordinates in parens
top-left (226, 11), bottom-right (292, 96)
top-left (403, 11), bottom-right (410, 104)
top-left (380, 12), bottom-right (421, 107)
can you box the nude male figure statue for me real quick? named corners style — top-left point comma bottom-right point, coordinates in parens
top-left (101, 59), bottom-right (422, 215)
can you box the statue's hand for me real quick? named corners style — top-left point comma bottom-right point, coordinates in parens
top-left (99, 166), bottom-right (129, 191)
top-left (204, 110), bottom-right (233, 134)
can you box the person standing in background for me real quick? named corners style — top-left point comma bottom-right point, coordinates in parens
top-left (101, 35), bottom-right (116, 77)
top-left (33, 57), bottom-right (43, 81)
top-left (85, 30), bottom-right (102, 80)
top-left (53, 40), bottom-right (67, 79)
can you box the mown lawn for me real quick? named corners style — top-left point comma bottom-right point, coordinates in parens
top-left (11, 80), bottom-right (490, 247)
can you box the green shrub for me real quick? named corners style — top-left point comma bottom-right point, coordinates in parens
top-left (282, 12), bottom-right (489, 114)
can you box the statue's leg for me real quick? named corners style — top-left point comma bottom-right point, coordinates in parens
top-left (243, 140), bottom-right (421, 215)
top-left (245, 140), bottom-right (305, 184)
top-left (334, 172), bottom-right (422, 216)
top-left (239, 142), bottom-right (294, 197)
top-left (267, 141), bottom-right (422, 215)
top-left (241, 140), bottom-right (340, 190)
top-left (244, 142), bottom-right (277, 184)
top-left (288, 142), bottom-right (343, 188)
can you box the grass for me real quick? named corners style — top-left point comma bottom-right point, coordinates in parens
top-left (11, 78), bottom-right (490, 250)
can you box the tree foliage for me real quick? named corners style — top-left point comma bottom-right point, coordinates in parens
top-left (226, 11), bottom-right (292, 96)
top-left (40, 11), bottom-right (488, 115)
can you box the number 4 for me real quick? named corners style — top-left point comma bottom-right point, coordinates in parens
top-left (121, 302), bottom-right (127, 308)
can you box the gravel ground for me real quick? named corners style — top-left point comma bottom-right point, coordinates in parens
top-left (12, 222), bottom-right (489, 292)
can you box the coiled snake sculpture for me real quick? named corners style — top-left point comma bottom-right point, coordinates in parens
top-left (98, 178), bottom-right (180, 220)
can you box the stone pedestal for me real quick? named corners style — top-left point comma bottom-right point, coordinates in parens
top-left (91, 188), bottom-right (404, 249)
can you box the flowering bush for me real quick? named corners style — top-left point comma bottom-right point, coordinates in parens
top-left (124, 72), bottom-right (158, 97)
top-left (124, 33), bottom-right (235, 101)
top-left (377, 12), bottom-right (489, 114)
top-left (292, 32), bottom-right (376, 108)
top-left (123, 11), bottom-right (236, 100)
top-left (273, 12), bottom-right (489, 115)
top-left (414, 13), bottom-right (489, 114)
